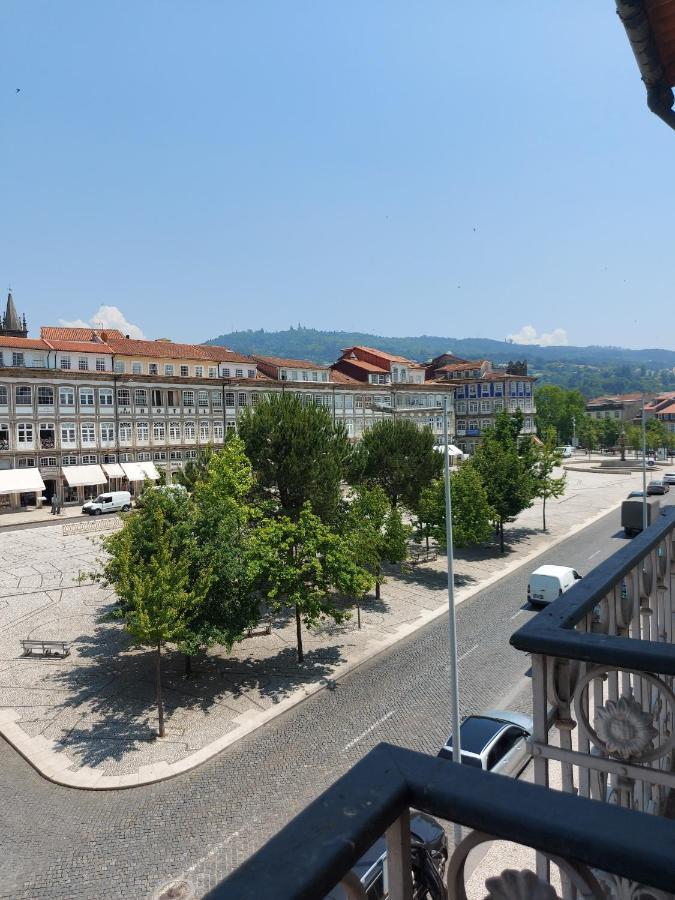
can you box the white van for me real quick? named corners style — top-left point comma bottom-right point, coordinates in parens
top-left (527, 565), bottom-right (582, 606)
top-left (82, 491), bottom-right (132, 516)
top-left (556, 446), bottom-right (574, 459)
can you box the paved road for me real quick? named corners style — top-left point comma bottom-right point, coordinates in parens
top-left (1, 500), bottom-right (669, 899)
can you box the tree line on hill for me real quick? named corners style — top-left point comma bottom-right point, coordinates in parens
top-left (206, 326), bottom-right (675, 396)
top-left (90, 396), bottom-right (563, 737)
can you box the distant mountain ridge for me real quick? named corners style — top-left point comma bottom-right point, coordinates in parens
top-left (205, 327), bottom-right (675, 369)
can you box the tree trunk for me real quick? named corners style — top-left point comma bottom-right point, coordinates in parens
top-left (499, 521), bottom-right (505, 554)
top-left (184, 653), bottom-right (192, 677)
top-left (375, 565), bottom-right (381, 601)
top-left (425, 530), bottom-right (429, 551)
top-left (542, 496), bottom-right (547, 532)
top-left (156, 641), bottom-right (165, 738)
top-left (295, 604), bottom-right (304, 663)
top-left (357, 602), bottom-right (361, 630)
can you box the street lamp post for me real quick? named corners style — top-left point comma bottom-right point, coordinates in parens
top-left (642, 395), bottom-right (647, 532)
top-left (443, 397), bottom-right (462, 842)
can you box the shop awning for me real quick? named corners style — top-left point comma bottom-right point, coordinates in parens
top-left (61, 465), bottom-right (107, 487)
top-left (102, 463), bottom-right (125, 479)
top-left (120, 462), bottom-right (145, 481)
top-left (434, 444), bottom-right (464, 457)
top-left (138, 461), bottom-right (160, 480)
top-left (0, 468), bottom-right (46, 495)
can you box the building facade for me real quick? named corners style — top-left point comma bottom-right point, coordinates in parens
top-left (0, 333), bottom-right (456, 511)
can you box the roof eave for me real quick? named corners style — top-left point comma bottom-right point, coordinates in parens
top-left (616, 0), bottom-right (675, 131)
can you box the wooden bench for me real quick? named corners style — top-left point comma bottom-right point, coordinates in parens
top-left (408, 545), bottom-right (437, 565)
top-left (20, 639), bottom-right (71, 658)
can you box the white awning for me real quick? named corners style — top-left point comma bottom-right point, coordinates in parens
top-left (120, 462), bottom-right (145, 481)
top-left (138, 461), bottom-right (160, 480)
top-left (0, 469), bottom-right (46, 495)
top-left (102, 463), bottom-right (125, 479)
top-left (61, 465), bottom-right (107, 487)
top-left (434, 444), bottom-right (464, 457)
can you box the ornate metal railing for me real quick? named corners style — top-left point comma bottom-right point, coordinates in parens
top-left (511, 507), bottom-right (675, 825)
top-left (210, 742), bottom-right (675, 899)
top-left (0, 439), bottom-right (9, 450)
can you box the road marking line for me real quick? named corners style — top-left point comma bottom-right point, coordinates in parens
top-left (588, 550), bottom-right (601, 559)
top-left (342, 710), bottom-right (395, 752)
top-left (458, 644), bottom-right (478, 662)
top-left (510, 609), bottom-right (525, 620)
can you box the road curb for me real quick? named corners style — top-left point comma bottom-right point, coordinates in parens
top-left (0, 498), bottom-right (627, 790)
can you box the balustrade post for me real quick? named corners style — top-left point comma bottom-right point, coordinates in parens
top-left (385, 809), bottom-right (413, 900)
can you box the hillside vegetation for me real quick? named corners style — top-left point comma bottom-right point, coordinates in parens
top-left (206, 327), bottom-right (675, 398)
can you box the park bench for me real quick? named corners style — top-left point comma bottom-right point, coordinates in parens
top-left (408, 545), bottom-right (437, 565)
top-left (20, 639), bottom-right (71, 658)
top-left (244, 619), bottom-right (273, 638)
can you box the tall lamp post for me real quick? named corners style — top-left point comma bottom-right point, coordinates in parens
top-left (443, 397), bottom-right (462, 842)
top-left (641, 395), bottom-right (648, 532)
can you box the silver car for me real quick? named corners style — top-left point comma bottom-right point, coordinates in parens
top-left (662, 472), bottom-right (675, 485)
top-left (437, 710), bottom-right (532, 777)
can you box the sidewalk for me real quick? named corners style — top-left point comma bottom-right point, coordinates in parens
top-left (0, 504), bottom-right (85, 530)
top-left (0, 467), bottom-right (643, 789)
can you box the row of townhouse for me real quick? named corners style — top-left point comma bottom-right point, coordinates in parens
top-left (0, 294), bottom-right (537, 511)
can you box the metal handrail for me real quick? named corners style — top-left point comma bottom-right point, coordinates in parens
top-left (209, 743), bottom-right (675, 899)
top-left (510, 507), bottom-right (675, 674)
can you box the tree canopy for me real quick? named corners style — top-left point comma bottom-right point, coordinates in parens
top-left (238, 393), bottom-right (351, 522)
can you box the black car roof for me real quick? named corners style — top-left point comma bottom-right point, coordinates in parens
top-left (446, 716), bottom-right (506, 753)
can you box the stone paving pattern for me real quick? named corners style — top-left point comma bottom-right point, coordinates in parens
top-left (0, 467), bottom-right (640, 778)
top-left (2, 481), bottom-right (669, 899)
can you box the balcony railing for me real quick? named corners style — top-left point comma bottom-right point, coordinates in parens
top-left (212, 742), bottom-right (675, 899)
top-left (511, 507), bottom-right (675, 819)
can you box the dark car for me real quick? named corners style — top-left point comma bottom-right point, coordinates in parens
top-left (627, 490), bottom-right (645, 498)
top-left (325, 811), bottom-right (448, 899)
top-left (438, 710), bottom-right (532, 777)
top-left (647, 480), bottom-right (669, 495)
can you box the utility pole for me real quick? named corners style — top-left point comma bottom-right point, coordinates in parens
top-left (642, 395), bottom-right (648, 532)
top-left (443, 396), bottom-right (462, 843)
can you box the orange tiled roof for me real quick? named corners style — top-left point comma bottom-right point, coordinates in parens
top-left (0, 336), bottom-right (50, 350)
top-left (105, 338), bottom-right (217, 361)
top-left (253, 354), bottom-right (328, 370)
top-left (656, 402), bottom-right (675, 415)
top-left (45, 340), bottom-right (113, 353)
top-left (437, 360), bottom-right (487, 372)
top-left (198, 345), bottom-right (256, 364)
top-left (41, 326), bottom-right (124, 341)
top-left (340, 345), bottom-right (421, 366)
top-left (329, 368), bottom-right (359, 384)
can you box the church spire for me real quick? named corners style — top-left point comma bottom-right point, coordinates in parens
top-left (0, 289), bottom-right (28, 338)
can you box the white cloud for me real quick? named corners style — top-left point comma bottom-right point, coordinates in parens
top-left (59, 305), bottom-right (146, 340)
top-left (506, 324), bottom-right (569, 347)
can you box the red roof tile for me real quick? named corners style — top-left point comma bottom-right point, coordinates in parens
top-left (45, 340), bottom-right (113, 353)
top-left (0, 336), bottom-right (49, 350)
top-left (253, 355), bottom-right (328, 370)
top-left (41, 326), bottom-right (124, 341)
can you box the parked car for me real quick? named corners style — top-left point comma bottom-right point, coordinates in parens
top-left (627, 490), bottom-right (645, 498)
top-left (663, 472), bottom-right (675, 485)
top-left (556, 445), bottom-right (574, 458)
top-left (324, 811), bottom-right (448, 900)
top-left (437, 710), bottom-right (533, 777)
top-left (647, 480), bottom-right (669, 496)
top-left (527, 565), bottom-right (582, 606)
top-left (82, 491), bottom-right (132, 516)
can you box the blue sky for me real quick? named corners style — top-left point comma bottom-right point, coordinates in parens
top-left (1, 2), bottom-right (672, 349)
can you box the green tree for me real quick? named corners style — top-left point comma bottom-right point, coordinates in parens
top-left (598, 418), bottom-right (621, 450)
top-left (417, 464), bottom-right (494, 549)
top-left (184, 437), bottom-right (261, 673)
top-left (646, 418), bottom-right (668, 454)
top-left (353, 419), bottom-right (443, 509)
top-left (578, 417), bottom-right (599, 453)
top-left (535, 386), bottom-right (586, 444)
top-left (238, 393), bottom-right (351, 523)
top-left (531, 438), bottom-right (566, 531)
top-left (345, 486), bottom-right (410, 607)
top-left (174, 445), bottom-right (215, 492)
top-left (97, 489), bottom-right (209, 736)
top-left (625, 424), bottom-right (642, 457)
top-left (248, 503), bottom-right (373, 662)
top-left (472, 411), bottom-right (533, 552)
